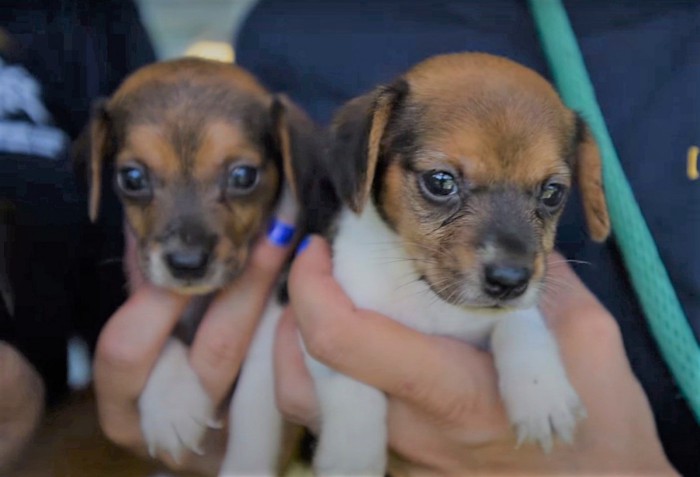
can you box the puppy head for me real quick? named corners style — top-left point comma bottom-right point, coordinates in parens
top-left (86, 58), bottom-right (312, 294)
top-left (330, 52), bottom-right (610, 309)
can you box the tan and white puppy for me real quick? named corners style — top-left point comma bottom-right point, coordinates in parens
top-left (303, 52), bottom-right (610, 475)
top-left (84, 57), bottom-right (319, 475)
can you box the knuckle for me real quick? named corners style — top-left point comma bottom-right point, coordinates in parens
top-left (276, 388), bottom-right (309, 424)
top-left (198, 330), bottom-right (244, 372)
top-left (569, 309), bottom-right (622, 349)
top-left (249, 248), bottom-right (285, 279)
top-left (426, 388), bottom-right (476, 425)
top-left (95, 335), bottom-right (146, 375)
top-left (304, 324), bottom-right (345, 367)
top-left (98, 416), bottom-right (141, 450)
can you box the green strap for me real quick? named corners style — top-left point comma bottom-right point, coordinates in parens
top-left (528, 0), bottom-right (700, 421)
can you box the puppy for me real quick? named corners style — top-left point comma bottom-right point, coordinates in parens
top-left (303, 52), bottom-right (611, 475)
top-left (83, 57), bottom-right (320, 475)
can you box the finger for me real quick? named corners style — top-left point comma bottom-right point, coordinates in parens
top-left (93, 286), bottom-right (189, 446)
top-left (190, 217), bottom-right (296, 404)
top-left (94, 286), bottom-right (190, 396)
top-left (540, 252), bottom-right (630, 382)
top-left (540, 252), bottom-right (627, 365)
top-left (274, 308), bottom-right (319, 430)
top-left (289, 237), bottom-right (496, 419)
top-left (123, 222), bottom-right (146, 294)
top-left (540, 251), bottom-right (605, 321)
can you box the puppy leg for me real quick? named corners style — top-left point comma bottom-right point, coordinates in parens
top-left (139, 337), bottom-right (216, 463)
top-left (307, 357), bottom-right (388, 477)
top-left (491, 309), bottom-right (586, 452)
top-left (219, 299), bottom-right (284, 477)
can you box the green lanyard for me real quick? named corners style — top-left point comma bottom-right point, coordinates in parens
top-left (528, 0), bottom-right (700, 421)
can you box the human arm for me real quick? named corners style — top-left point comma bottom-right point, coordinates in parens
top-left (93, 212), bottom-right (296, 474)
top-left (278, 236), bottom-right (677, 476)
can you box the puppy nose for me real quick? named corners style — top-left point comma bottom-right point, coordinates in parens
top-left (483, 265), bottom-right (532, 299)
top-left (165, 249), bottom-right (210, 279)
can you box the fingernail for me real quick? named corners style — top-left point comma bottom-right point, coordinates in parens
top-left (267, 218), bottom-right (295, 247)
top-left (295, 235), bottom-right (312, 255)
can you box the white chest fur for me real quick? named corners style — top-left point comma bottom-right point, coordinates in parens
top-left (303, 203), bottom-right (585, 477)
top-left (332, 203), bottom-right (499, 345)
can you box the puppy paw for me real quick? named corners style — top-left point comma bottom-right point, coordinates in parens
top-left (500, 369), bottom-right (586, 452)
top-left (138, 338), bottom-right (218, 463)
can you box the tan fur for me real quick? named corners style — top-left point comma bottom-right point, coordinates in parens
top-left (82, 57), bottom-right (302, 292)
top-left (358, 90), bottom-right (397, 213)
top-left (576, 125), bottom-right (610, 242)
top-left (111, 58), bottom-right (268, 103)
top-left (88, 114), bottom-right (108, 223)
top-left (336, 52), bottom-right (610, 308)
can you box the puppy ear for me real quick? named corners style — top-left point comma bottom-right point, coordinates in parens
top-left (270, 95), bottom-right (341, 234)
top-left (574, 115), bottom-right (610, 242)
top-left (86, 99), bottom-right (111, 223)
top-left (330, 79), bottom-right (408, 213)
top-left (270, 94), bottom-right (321, 203)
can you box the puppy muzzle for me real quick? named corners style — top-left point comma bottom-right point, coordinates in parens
top-left (147, 218), bottom-right (228, 292)
top-left (165, 247), bottom-right (211, 280)
top-left (483, 264), bottom-right (532, 300)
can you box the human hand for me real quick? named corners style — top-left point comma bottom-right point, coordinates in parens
top-left (94, 199), bottom-right (297, 474)
top-left (278, 236), bottom-right (678, 476)
top-left (0, 341), bottom-right (45, 473)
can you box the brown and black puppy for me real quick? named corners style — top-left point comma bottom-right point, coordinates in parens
top-left (299, 52), bottom-right (610, 475)
top-left (83, 57), bottom-right (319, 475)
top-left (88, 58), bottom-right (313, 294)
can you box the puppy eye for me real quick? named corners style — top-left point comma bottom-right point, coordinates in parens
top-left (227, 165), bottom-right (259, 193)
top-left (117, 165), bottom-right (151, 198)
top-left (421, 170), bottom-right (458, 199)
top-left (540, 183), bottom-right (566, 208)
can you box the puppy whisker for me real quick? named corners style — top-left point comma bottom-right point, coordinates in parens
top-left (376, 256), bottom-right (442, 266)
top-left (548, 259), bottom-right (592, 267)
top-left (540, 276), bottom-right (576, 295)
top-left (393, 276), bottom-right (422, 295)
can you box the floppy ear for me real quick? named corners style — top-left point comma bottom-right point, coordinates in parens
top-left (71, 99), bottom-right (111, 222)
top-left (85, 100), bottom-right (111, 223)
top-left (329, 79), bottom-right (408, 213)
top-left (270, 94), bottom-right (318, 203)
top-left (574, 115), bottom-right (610, 242)
top-left (270, 95), bottom-right (340, 234)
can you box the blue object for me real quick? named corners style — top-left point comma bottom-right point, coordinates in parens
top-left (529, 0), bottom-right (700, 424)
top-left (267, 218), bottom-right (296, 247)
top-left (295, 235), bottom-right (312, 255)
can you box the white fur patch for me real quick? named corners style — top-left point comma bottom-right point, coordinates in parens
top-left (219, 299), bottom-right (284, 477)
top-left (307, 358), bottom-right (388, 477)
top-left (139, 338), bottom-right (216, 463)
top-left (332, 205), bottom-right (497, 341)
top-left (491, 309), bottom-right (586, 451)
top-left (305, 203), bottom-right (584, 475)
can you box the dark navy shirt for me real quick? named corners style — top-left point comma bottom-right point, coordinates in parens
top-left (0, 0), bottom-right (155, 404)
top-left (237, 1), bottom-right (699, 473)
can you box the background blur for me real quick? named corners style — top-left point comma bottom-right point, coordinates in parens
top-left (14, 3), bottom-right (273, 477)
top-left (135, 0), bottom-right (259, 62)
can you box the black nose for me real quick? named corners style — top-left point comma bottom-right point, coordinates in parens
top-left (165, 249), bottom-right (210, 280)
top-left (483, 265), bottom-right (532, 299)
